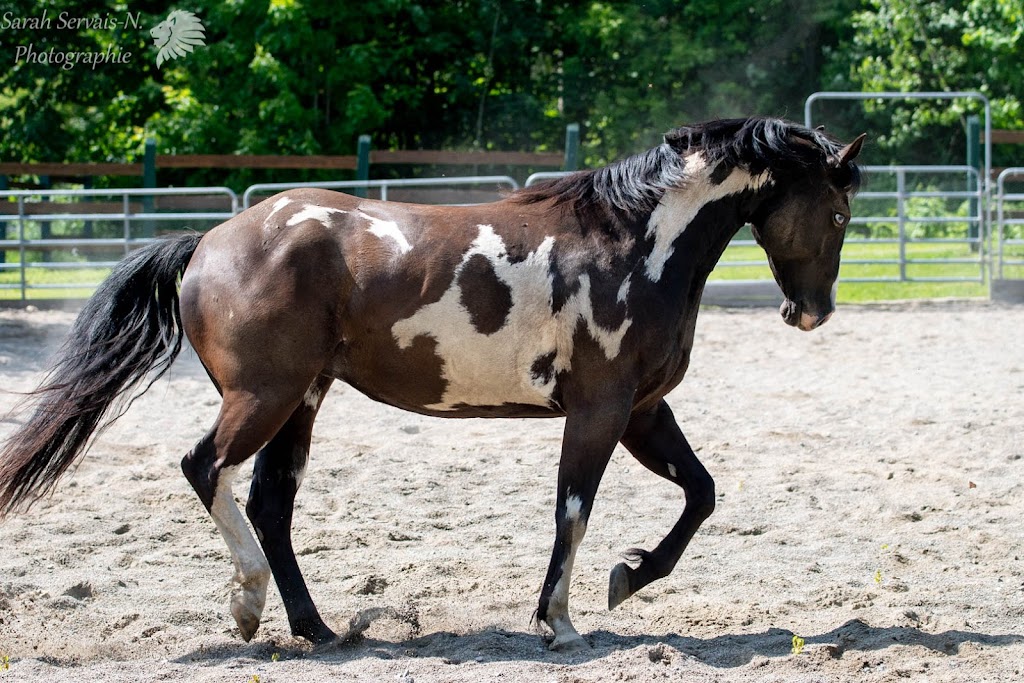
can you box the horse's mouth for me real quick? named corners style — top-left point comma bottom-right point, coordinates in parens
top-left (780, 299), bottom-right (832, 331)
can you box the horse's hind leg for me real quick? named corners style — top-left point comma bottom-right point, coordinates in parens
top-left (245, 375), bottom-right (336, 644)
top-left (608, 399), bottom-right (715, 609)
top-left (181, 388), bottom-right (306, 641)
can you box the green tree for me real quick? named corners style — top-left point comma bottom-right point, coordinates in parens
top-left (824, 0), bottom-right (1024, 166)
top-left (0, 0), bottom-right (861, 188)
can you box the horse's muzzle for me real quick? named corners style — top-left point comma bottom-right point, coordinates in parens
top-left (780, 299), bottom-right (833, 331)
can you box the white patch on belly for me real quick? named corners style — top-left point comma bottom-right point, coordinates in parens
top-left (285, 204), bottom-right (348, 228)
top-left (390, 224), bottom-right (633, 411)
top-left (358, 211), bottom-right (412, 254)
top-left (667, 463), bottom-right (678, 478)
top-left (644, 154), bottom-right (772, 282)
top-left (392, 225), bottom-right (556, 409)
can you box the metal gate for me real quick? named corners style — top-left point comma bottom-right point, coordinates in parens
top-left (0, 187), bottom-right (237, 301)
top-left (995, 169), bottom-right (1024, 279)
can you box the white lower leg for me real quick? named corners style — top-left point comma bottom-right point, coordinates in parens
top-left (546, 495), bottom-right (590, 651)
top-left (210, 465), bottom-right (271, 640)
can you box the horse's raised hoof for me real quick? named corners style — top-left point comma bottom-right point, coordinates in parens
top-left (231, 598), bottom-right (262, 642)
top-left (549, 633), bottom-right (591, 653)
top-left (608, 562), bottom-right (634, 610)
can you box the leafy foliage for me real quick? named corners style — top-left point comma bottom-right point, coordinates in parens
top-left (0, 0), bottom-right (1021, 185)
top-left (823, 0), bottom-right (1024, 166)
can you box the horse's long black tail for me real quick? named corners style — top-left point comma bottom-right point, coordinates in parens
top-left (0, 233), bottom-right (203, 517)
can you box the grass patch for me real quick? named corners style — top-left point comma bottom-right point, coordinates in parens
top-left (0, 240), bottom-right (1003, 303)
top-left (713, 241), bottom-right (989, 302)
top-left (0, 265), bottom-right (110, 300)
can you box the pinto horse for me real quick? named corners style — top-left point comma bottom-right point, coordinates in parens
top-left (0, 117), bottom-right (863, 652)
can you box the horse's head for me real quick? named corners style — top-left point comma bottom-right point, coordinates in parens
top-left (750, 132), bottom-right (865, 331)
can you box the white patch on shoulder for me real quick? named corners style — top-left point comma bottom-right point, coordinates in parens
top-left (285, 204), bottom-right (348, 228)
top-left (264, 196), bottom-right (293, 224)
top-left (644, 154), bottom-right (772, 281)
top-left (358, 211), bottom-right (412, 254)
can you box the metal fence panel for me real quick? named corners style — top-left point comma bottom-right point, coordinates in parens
top-left (0, 187), bottom-right (237, 300)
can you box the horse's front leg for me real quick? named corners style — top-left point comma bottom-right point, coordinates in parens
top-left (608, 398), bottom-right (715, 609)
top-left (537, 396), bottom-right (633, 652)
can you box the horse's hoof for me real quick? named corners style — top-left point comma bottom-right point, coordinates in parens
top-left (231, 598), bottom-right (262, 642)
top-left (300, 624), bottom-right (339, 646)
top-left (549, 633), bottom-right (590, 653)
top-left (608, 562), bottom-right (633, 610)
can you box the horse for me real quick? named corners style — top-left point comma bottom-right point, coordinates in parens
top-left (0, 117), bottom-right (864, 652)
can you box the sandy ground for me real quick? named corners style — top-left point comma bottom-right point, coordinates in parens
top-left (0, 300), bottom-right (1022, 682)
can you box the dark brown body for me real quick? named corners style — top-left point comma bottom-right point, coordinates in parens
top-left (0, 118), bottom-right (864, 652)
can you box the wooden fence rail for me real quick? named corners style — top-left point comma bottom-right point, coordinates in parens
top-left (0, 125), bottom-right (578, 188)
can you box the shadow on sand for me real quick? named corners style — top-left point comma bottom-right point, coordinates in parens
top-left (176, 613), bottom-right (1024, 669)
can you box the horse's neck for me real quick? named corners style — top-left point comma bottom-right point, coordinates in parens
top-left (641, 161), bottom-right (771, 285)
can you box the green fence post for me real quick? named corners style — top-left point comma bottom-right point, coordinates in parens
top-left (142, 137), bottom-right (157, 238)
top-left (356, 134), bottom-right (371, 199)
top-left (0, 175), bottom-right (7, 265)
top-left (564, 123), bottom-right (580, 171)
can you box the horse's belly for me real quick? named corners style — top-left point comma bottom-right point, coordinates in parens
top-left (336, 303), bottom-right (565, 416)
top-left (336, 332), bottom-right (561, 417)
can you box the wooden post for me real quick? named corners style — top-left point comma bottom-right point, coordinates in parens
top-left (356, 135), bottom-right (371, 198)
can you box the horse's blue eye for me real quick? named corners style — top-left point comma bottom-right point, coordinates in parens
top-left (834, 212), bottom-right (847, 226)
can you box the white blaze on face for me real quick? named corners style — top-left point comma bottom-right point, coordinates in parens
top-left (390, 224), bottom-right (632, 411)
top-left (358, 211), bottom-right (413, 254)
top-left (644, 153), bottom-right (772, 281)
top-left (285, 204), bottom-right (348, 228)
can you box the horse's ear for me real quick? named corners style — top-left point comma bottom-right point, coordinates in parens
top-left (834, 133), bottom-right (867, 166)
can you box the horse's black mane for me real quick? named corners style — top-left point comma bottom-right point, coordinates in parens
top-left (513, 117), bottom-right (861, 232)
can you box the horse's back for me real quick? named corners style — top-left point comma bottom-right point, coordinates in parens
top-left (180, 188), bottom-right (580, 418)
